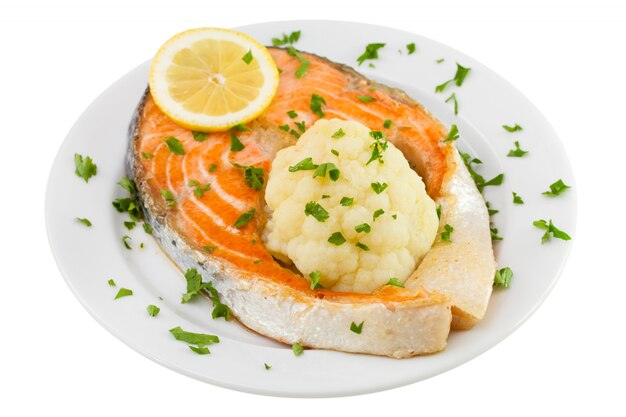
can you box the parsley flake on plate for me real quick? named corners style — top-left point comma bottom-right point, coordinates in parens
top-left (107, 279), bottom-right (116, 286)
top-left (146, 304), bottom-right (160, 317)
top-left (122, 235), bottom-right (132, 250)
top-left (533, 219), bottom-right (571, 243)
top-left (75, 217), bottom-right (92, 227)
top-left (493, 267), bottom-right (513, 288)
top-left (114, 288), bottom-right (133, 299)
top-left (502, 124), bottom-right (523, 132)
top-left (74, 153), bottom-right (97, 182)
top-left (435, 63), bottom-right (472, 92)
top-left (357, 43), bottom-right (385, 66)
top-left (512, 192), bottom-right (524, 204)
top-left (292, 342), bottom-right (304, 356)
top-left (309, 271), bottom-right (324, 290)
top-left (507, 141), bottom-right (528, 157)
top-left (406, 43), bottom-right (416, 54)
top-left (445, 92), bottom-right (458, 115)
top-left (272, 30), bottom-right (301, 46)
top-left (542, 179), bottom-right (571, 196)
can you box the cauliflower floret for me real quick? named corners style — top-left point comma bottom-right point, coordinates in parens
top-left (262, 118), bottom-right (438, 293)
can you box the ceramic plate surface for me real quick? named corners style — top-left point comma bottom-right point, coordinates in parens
top-left (45, 20), bottom-right (576, 397)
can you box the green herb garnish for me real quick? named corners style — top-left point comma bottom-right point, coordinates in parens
top-left (264, 363), bottom-right (272, 370)
top-left (230, 133), bottom-right (245, 152)
top-left (75, 217), bottom-right (92, 227)
top-left (117, 177), bottom-right (137, 195)
top-left (512, 192), bottom-right (524, 204)
top-left (533, 219), bottom-right (571, 243)
top-left (406, 43), bottom-right (416, 54)
top-left (169, 326), bottom-right (220, 346)
top-left (192, 131), bottom-right (208, 142)
top-left (373, 208), bottom-right (384, 221)
top-left (232, 124), bottom-right (251, 132)
top-left (288, 157), bottom-right (318, 172)
top-left (355, 223), bottom-right (371, 233)
top-left (328, 232), bottom-right (346, 246)
top-left (387, 278), bottom-right (404, 287)
top-left (332, 128), bottom-right (345, 139)
top-left (122, 235), bottom-right (132, 250)
top-left (188, 180), bottom-right (210, 198)
top-left (278, 124), bottom-right (290, 132)
top-left (234, 209), bottom-right (255, 228)
top-left (141, 151), bottom-right (154, 159)
top-left (443, 124), bottom-right (459, 142)
top-left (304, 201), bottom-right (329, 222)
top-left (143, 223), bottom-right (152, 234)
top-left (161, 189), bottom-right (176, 207)
top-left (289, 129), bottom-right (301, 139)
top-left (74, 153), bottom-right (97, 182)
top-left (209, 163), bottom-right (217, 172)
top-left (441, 224), bottom-right (454, 242)
top-left (331, 149), bottom-right (339, 156)
top-left (542, 179), bottom-right (571, 196)
top-left (313, 162), bottom-right (340, 181)
top-left (490, 224), bottom-right (503, 241)
top-left (310, 93), bottom-right (326, 117)
top-left (445, 92), bottom-right (458, 115)
top-left (502, 124), bottom-right (522, 132)
top-left (309, 271), bottom-right (323, 289)
top-left (459, 151), bottom-right (504, 192)
top-left (357, 43), bottom-right (385, 66)
top-left (165, 137), bottom-right (185, 155)
top-left (493, 267), bottom-right (513, 288)
top-left (383, 119), bottom-right (392, 128)
top-left (350, 321), bottom-right (364, 334)
top-left (436, 58), bottom-right (445, 63)
top-left (366, 136), bottom-right (389, 165)
top-left (147, 305), bottom-right (160, 317)
top-left (114, 288), bottom-right (133, 299)
top-left (371, 182), bottom-right (388, 194)
top-left (241, 50), bottom-right (253, 64)
top-left (286, 46), bottom-right (310, 78)
top-left (340, 197), bottom-right (354, 206)
top-left (272, 30), bottom-right (301, 46)
top-left (435, 63), bottom-right (472, 92)
top-left (355, 242), bottom-right (370, 251)
top-left (292, 342), bottom-right (304, 356)
top-left (357, 95), bottom-right (375, 103)
top-left (124, 221), bottom-right (136, 230)
top-left (295, 120), bottom-right (306, 132)
top-left (232, 163), bottom-right (265, 190)
top-left (108, 279), bottom-right (116, 286)
top-left (188, 345), bottom-right (211, 355)
top-left (436, 204), bottom-right (442, 220)
top-left (203, 245), bottom-right (216, 253)
top-left (507, 141), bottom-right (528, 157)
top-left (287, 110), bottom-right (298, 118)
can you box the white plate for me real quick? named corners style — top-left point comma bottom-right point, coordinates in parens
top-left (45, 20), bottom-right (577, 397)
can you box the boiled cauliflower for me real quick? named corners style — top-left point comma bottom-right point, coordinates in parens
top-left (262, 118), bottom-right (439, 293)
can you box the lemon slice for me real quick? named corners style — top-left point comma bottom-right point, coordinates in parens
top-left (149, 28), bottom-right (279, 132)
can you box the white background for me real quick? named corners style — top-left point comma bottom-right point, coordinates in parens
top-left (1, 0), bottom-right (624, 415)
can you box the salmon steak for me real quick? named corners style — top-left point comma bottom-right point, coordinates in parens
top-left (128, 47), bottom-right (496, 358)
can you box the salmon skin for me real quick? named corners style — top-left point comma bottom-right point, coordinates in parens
top-left (127, 47), bottom-right (495, 357)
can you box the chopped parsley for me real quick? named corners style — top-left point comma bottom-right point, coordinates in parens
top-left (309, 271), bottom-right (323, 289)
top-left (292, 342), bottom-right (304, 356)
top-left (367, 135), bottom-right (389, 165)
top-left (272, 30), bottom-right (301, 46)
top-left (355, 223), bottom-right (371, 233)
top-left (180, 268), bottom-right (231, 319)
top-left (331, 149), bottom-right (339, 156)
top-left (143, 223), bottom-right (153, 234)
top-left (289, 129), bottom-right (301, 139)
top-left (357, 95), bottom-right (375, 103)
top-left (459, 151), bottom-right (505, 192)
top-left (493, 267), bottom-right (513, 288)
top-left (203, 245), bottom-right (216, 253)
top-left (310, 93), bottom-right (326, 117)
top-left (122, 235), bottom-right (132, 250)
top-left (542, 179), bottom-right (571, 196)
top-left (373, 209), bottom-right (385, 221)
top-left (313, 162), bottom-right (340, 181)
top-left (340, 197), bottom-right (354, 206)
top-left (188, 180), bottom-right (210, 198)
top-left (232, 124), bottom-right (251, 132)
top-left (371, 182), bottom-right (388, 194)
top-left (188, 345), bottom-right (210, 355)
top-left (165, 137), bottom-right (185, 155)
top-left (295, 120), bottom-right (306, 132)
top-left (117, 177), bottom-right (137, 194)
top-left (112, 197), bottom-right (142, 221)
top-left (287, 110), bottom-right (298, 118)
top-left (170, 326), bottom-right (220, 345)
top-left (141, 151), bottom-right (154, 159)
top-left (232, 163), bottom-right (265, 190)
top-left (383, 119), bottom-right (392, 129)
top-left (74, 153), bottom-right (97, 182)
top-left (486, 201), bottom-right (499, 216)
top-left (436, 58), bottom-right (445, 63)
top-left (332, 128), bottom-right (346, 139)
top-left (161, 189), bottom-right (176, 207)
top-left (264, 363), bottom-right (272, 370)
top-left (445, 92), bottom-right (458, 115)
top-left (208, 163), bottom-right (217, 172)
top-left (406, 43), bottom-right (416, 54)
top-left (502, 124), bottom-right (523, 132)
top-left (357, 43), bottom-right (385, 66)
top-left (114, 288), bottom-right (133, 299)
top-left (441, 224), bottom-right (454, 242)
top-left (507, 141), bottom-right (528, 157)
top-left (512, 192), bottom-right (524, 204)
top-left (286, 46), bottom-right (310, 78)
top-left (192, 131), bottom-right (208, 142)
top-left (234, 209), bottom-right (255, 228)
top-left (392, 214), bottom-right (397, 220)
top-left (304, 201), bottom-right (329, 222)
top-left (289, 157), bottom-right (318, 172)
top-left (435, 63), bottom-right (472, 92)
top-left (533, 219), bottom-right (571, 243)
top-left (108, 279), bottom-right (116, 286)
top-left (491, 224), bottom-right (503, 241)
top-left (321, 194), bottom-right (330, 199)
top-left (328, 232), bottom-right (346, 246)
top-left (443, 124), bottom-right (459, 142)
top-left (369, 130), bottom-right (387, 140)
top-left (75, 217), bottom-right (92, 227)
top-left (355, 242), bottom-right (370, 251)
top-left (387, 278), bottom-right (404, 287)
top-left (436, 204), bottom-right (442, 220)
top-left (241, 49), bottom-right (253, 64)
top-left (230, 133), bottom-right (245, 152)
top-left (146, 304), bottom-right (160, 317)
top-left (278, 124), bottom-right (290, 132)
top-left (124, 221), bottom-right (136, 230)
top-left (350, 321), bottom-right (364, 334)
